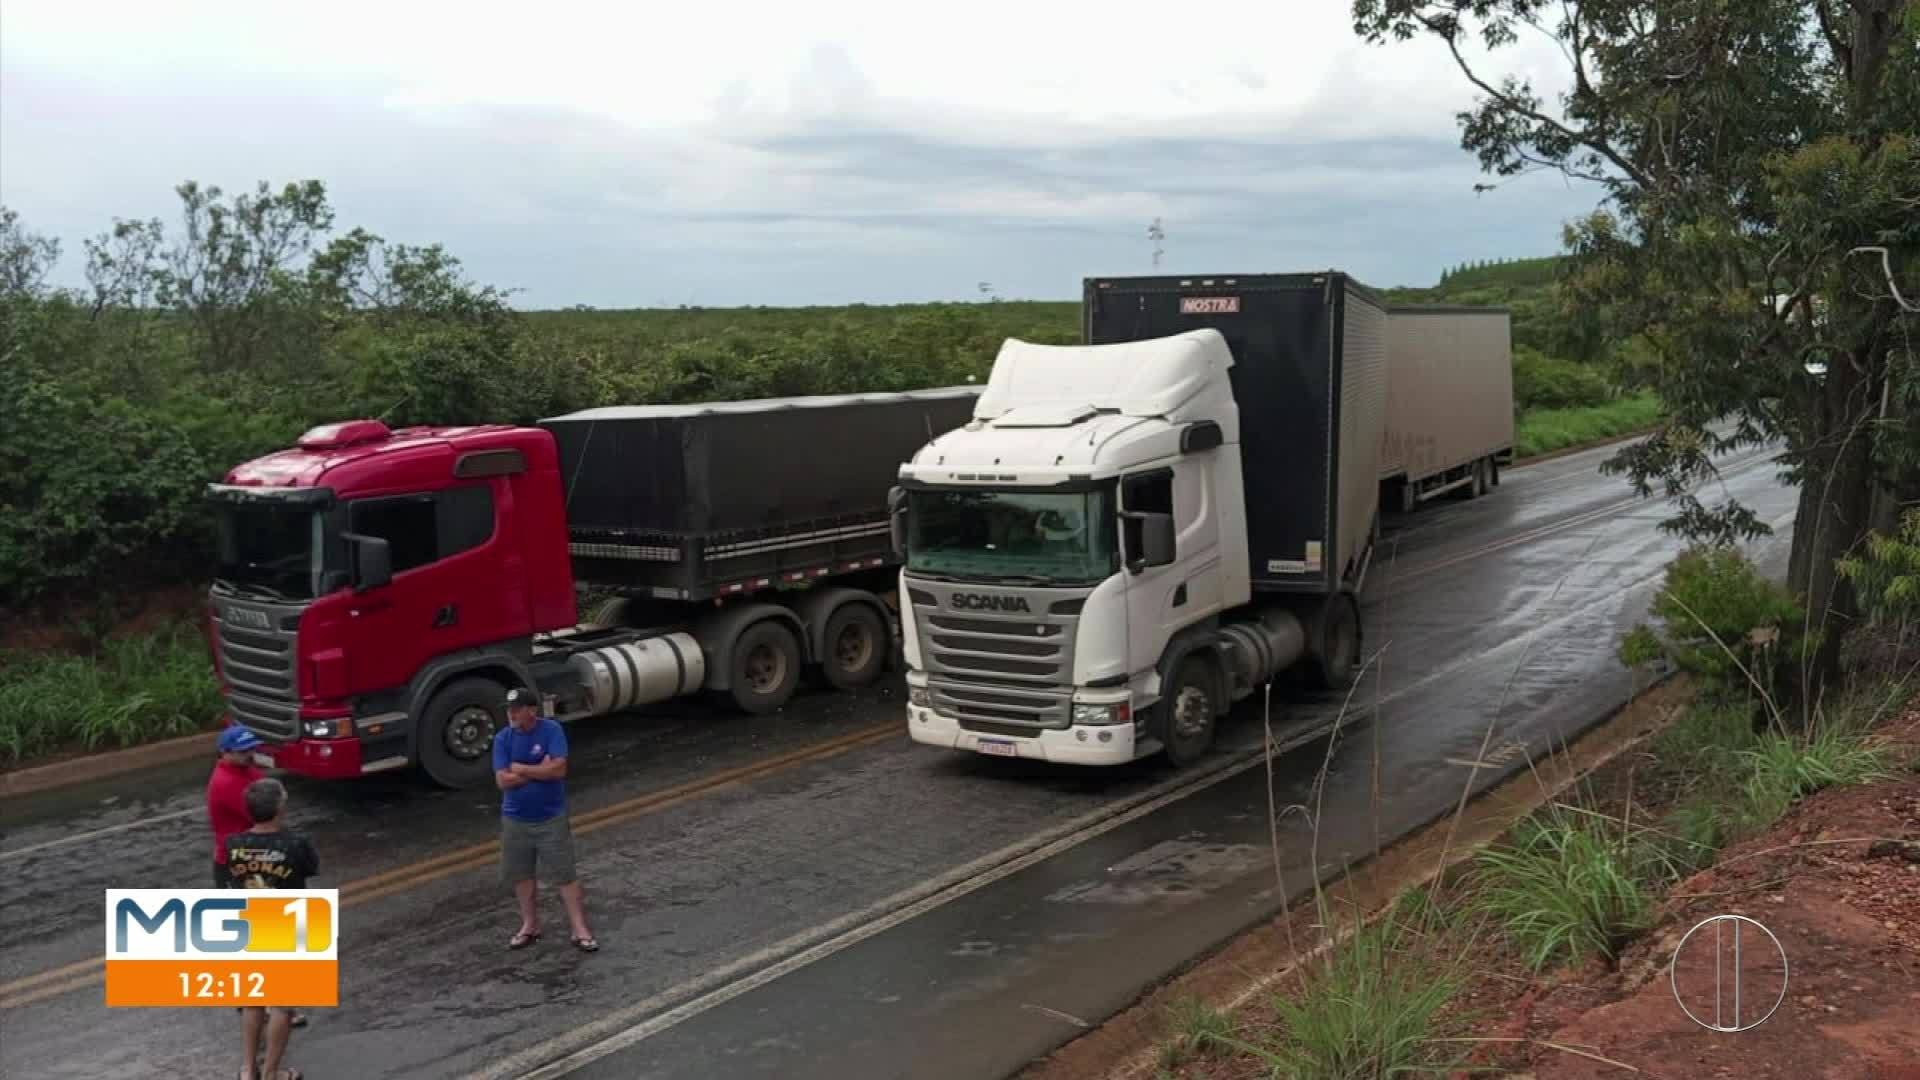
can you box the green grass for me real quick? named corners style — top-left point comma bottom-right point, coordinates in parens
top-left (1515, 394), bottom-right (1663, 459)
top-left (1466, 811), bottom-right (1673, 972)
top-left (1158, 995), bottom-right (1235, 1070)
top-left (1210, 916), bottom-right (1470, 1080)
top-left (0, 619), bottom-right (222, 765)
top-left (1739, 722), bottom-right (1893, 813)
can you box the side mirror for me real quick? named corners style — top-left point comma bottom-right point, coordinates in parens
top-left (1140, 512), bottom-right (1176, 569)
top-left (345, 533), bottom-right (392, 592)
top-left (887, 486), bottom-right (909, 558)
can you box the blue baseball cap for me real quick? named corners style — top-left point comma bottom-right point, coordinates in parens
top-left (218, 726), bottom-right (264, 753)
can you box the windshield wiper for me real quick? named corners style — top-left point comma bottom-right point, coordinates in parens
top-left (216, 579), bottom-right (285, 602)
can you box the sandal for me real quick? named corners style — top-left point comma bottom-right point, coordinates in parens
top-left (570, 935), bottom-right (600, 953)
top-left (508, 929), bottom-right (541, 950)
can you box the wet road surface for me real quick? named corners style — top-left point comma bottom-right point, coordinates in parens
top-left (0, 440), bottom-right (1797, 1079)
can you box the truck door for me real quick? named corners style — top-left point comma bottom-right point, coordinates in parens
top-left (1119, 462), bottom-right (1220, 678)
top-left (343, 483), bottom-right (518, 698)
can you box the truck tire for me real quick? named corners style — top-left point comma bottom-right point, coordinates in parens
top-left (586, 597), bottom-right (631, 628)
top-left (726, 620), bottom-right (803, 715)
top-left (1463, 458), bottom-right (1489, 500)
top-left (1306, 593), bottom-right (1362, 692)
top-left (1487, 456), bottom-right (1501, 488)
top-left (419, 676), bottom-right (507, 789)
top-left (1159, 657), bottom-right (1218, 767)
top-left (819, 602), bottom-right (888, 690)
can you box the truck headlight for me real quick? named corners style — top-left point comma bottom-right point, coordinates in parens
top-left (302, 718), bottom-right (353, 739)
top-left (908, 686), bottom-right (931, 707)
top-left (1073, 701), bottom-right (1132, 726)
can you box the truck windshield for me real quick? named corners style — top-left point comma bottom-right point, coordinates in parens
top-left (213, 504), bottom-right (325, 600)
top-left (907, 489), bottom-right (1118, 584)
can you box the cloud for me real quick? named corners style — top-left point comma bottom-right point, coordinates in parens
top-left (0, 0), bottom-right (1599, 307)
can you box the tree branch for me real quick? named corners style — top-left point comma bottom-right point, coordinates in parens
top-left (1420, 11), bottom-right (1652, 188)
top-left (1815, 0), bottom-right (1855, 74)
top-left (1851, 246), bottom-right (1920, 313)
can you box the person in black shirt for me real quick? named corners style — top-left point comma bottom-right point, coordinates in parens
top-left (225, 779), bottom-right (317, 1080)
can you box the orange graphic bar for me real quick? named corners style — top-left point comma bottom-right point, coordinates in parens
top-left (105, 960), bottom-right (338, 1007)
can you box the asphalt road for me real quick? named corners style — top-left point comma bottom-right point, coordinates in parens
top-left (0, 439), bottom-right (1798, 1080)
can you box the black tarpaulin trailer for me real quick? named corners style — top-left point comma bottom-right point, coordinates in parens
top-left (1081, 271), bottom-right (1389, 597)
top-left (542, 388), bottom-right (979, 600)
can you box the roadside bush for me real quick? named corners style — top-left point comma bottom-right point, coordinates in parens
top-left (0, 372), bottom-right (211, 604)
top-left (0, 618), bottom-right (222, 763)
top-left (1514, 395), bottom-right (1662, 458)
top-left (1513, 346), bottom-right (1612, 411)
top-left (1619, 546), bottom-right (1811, 701)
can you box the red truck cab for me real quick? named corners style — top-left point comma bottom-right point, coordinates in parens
top-left (207, 419), bottom-right (577, 781)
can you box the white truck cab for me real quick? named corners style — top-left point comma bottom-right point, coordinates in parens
top-left (895, 271), bottom-right (1400, 767)
top-left (896, 330), bottom-right (1259, 765)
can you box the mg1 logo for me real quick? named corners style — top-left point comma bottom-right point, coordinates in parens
top-left (951, 593), bottom-right (1032, 613)
top-left (105, 889), bottom-right (339, 1008)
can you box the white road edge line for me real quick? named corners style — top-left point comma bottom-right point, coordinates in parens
top-left (0, 807), bottom-right (200, 861)
top-left (484, 745), bottom-right (1279, 1080)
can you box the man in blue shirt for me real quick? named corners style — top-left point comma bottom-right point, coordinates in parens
top-left (494, 686), bottom-right (598, 952)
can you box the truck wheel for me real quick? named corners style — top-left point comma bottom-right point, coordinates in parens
top-left (1307, 594), bottom-right (1362, 692)
top-left (1159, 658), bottom-right (1218, 767)
top-left (727, 620), bottom-right (802, 715)
top-left (419, 676), bottom-right (507, 789)
top-left (820, 603), bottom-right (887, 690)
top-left (586, 598), bottom-right (630, 628)
top-left (1487, 457), bottom-right (1501, 488)
top-left (1468, 459), bottom-right (1489, 499)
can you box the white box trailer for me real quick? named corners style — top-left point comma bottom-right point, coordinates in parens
top-left (1379, 305), bottom-right (1516, 511)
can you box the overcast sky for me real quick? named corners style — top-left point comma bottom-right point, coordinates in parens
top-left (0, 0), bottom-right (1603, 308)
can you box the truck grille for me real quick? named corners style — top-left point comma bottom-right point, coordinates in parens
top-left (930, 680), bottom-right (1073, 732)
top-left (921, 612), bottom-right (1071, 683)
top-left (907, 579), bottom-right (1089, 732)
top-left (211, 596), bottom-right (306, 741)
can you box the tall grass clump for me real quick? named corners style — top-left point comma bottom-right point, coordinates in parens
top-left (1212, 914), bottom-right (1471, 1080)
top-left (1465, 808), bottom-right (1677, 972)
top-left (1158, 995), bottom-right (1235, 1070)
top-left (1739, 722), bottom-right (1893, 811)
top-left (0, 619), bottom-right (221, 763)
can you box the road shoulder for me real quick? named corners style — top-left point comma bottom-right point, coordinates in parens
top-left (1016, 677), bottom-right (1692, 1080)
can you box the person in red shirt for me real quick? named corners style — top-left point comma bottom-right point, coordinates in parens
top-left (208, 726), bottom-right (265, 887)
top-left (206, 726), bottom-right (307, 1031)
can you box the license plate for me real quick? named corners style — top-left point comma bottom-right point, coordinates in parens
top-left (976, 738), bottom-right (1017, 758)
top-left (252, 752), bottom-right (275, 768)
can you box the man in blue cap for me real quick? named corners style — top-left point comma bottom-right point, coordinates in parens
top-left (208, 725), bottom-right (266, 888)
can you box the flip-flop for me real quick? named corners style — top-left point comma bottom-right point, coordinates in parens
top-left (508, 929), bottom-right (541, 950)
top-left (570, 935), bottom-right (600, 953)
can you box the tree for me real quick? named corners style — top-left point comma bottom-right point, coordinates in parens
top-left (1353, 0), bottom-right (1920, 696)
top-left (0, 207), bottom-right (62, 300)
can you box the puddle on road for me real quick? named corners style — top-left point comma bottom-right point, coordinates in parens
top-left (1043, 836), bottom-right (1267, 906)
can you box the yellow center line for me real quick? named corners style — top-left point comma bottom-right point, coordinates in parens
top-left (0, 721), bottom-right (898, 1011)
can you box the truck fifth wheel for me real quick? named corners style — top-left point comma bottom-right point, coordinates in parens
top-left (206, 388), bottom-right (976, 789)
